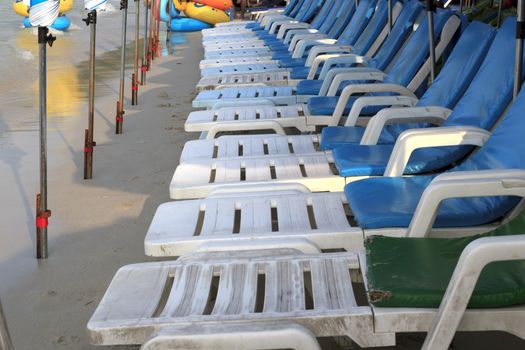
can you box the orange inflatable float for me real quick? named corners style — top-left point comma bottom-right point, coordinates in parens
top-left (193, 0), bottom-right (233, 11)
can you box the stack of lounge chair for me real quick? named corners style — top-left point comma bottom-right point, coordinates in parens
top-left (87, 1), bottom-right (525, 349)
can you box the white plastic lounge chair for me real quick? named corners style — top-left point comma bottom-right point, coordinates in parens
top-left (89, 217), bottom-right (525, 349)
top-left (173, 18), bottom-right (498, 200)
top-left (157, 59), bottom-right (525, 254)
top-left (190, 12), bottom-right (460, 127)
top-left (197, 0), bottom-right (388, 79)
top-left (201, 0), bottom-right (309, 36)
top-left (182, 20), bottom-right (497, 164)
top-left (201, 0), bottom-right (342, 46)
top-left (196, 0), bottom-right (403, 91)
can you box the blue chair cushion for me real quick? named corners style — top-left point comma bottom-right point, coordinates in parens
top-left (279, 57), bottom-right (307, 68)
top-left (320, 126), bottom-right (366, 150)
top-left (333, 144), bottom-right (472, 177)
top-left (272, 50), bottom-right (293, 59)
top-left (345, 176), bottom-right (520, 229)
top-left (308, 95), bottom-right (385, 116)
top-left (297, 80), bottom-right (323, 95)
top-left (291, 66), bottom-right (312, 79)
top-left (334, 144), bottom-right (394, 176)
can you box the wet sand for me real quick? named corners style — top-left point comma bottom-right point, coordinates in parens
top-left (0, 22), bottom-right (200, 348)
top-left (0, 14), bottom-right (525, 350)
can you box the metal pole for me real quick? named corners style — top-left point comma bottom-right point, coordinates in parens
top-left (148, 0), bottom-right (154, 68)
top-left (167, 0), bottom-right (172, 42)
top-left (36, 27), bottom-right (54, 259)
top-left (459, 0), bottom-right (463, 12)
top-left (497, 0), bottom-right (503, 28)
top-left (388, 0), bottom-right (393, 33)
top-left (141, 0), bottom-right (149, 84)
top-left (426, 0), bottom-right (436, 84)
top-left (155, 0), bottom-right (160, 57)
top-left (132, 0), bottom-right (140, 105)
top-left (83, 10), bottom-right (97, 179)
top-left (0, 301), bottom-right (14, 350)
top-left (514, 0), bottom-right (525, 100)
top-left (116, 0), bottom-right (128, 135)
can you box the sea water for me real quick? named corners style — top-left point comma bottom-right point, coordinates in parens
top-left (0, 0), bottom-right (150, 134)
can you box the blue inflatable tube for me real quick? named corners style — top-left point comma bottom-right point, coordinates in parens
top-left (159, 0), bottom-right (179, 22)
top-left (24, 15), bottom-right (71, 31)
top-left (169, 17), bottom-right (212, 32)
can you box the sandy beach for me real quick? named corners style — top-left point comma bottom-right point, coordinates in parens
top-left (0, 17), bottom-right (200, 347)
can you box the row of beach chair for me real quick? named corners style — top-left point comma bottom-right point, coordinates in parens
top-left (88, 0), bottom-right (525, 349)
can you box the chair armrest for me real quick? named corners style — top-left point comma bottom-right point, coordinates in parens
top-left (325, 69), bottom-right (385, 96)
top-left (384, 126), bottom-right (491, 177)
top-left (267, 19), bottom-right (298, 32)
top-left (360, 106), bottom-right (453, 145)
top-left (344, 96), bottom-right (419, 127)
top-left (423, 234), bottom-right (525, 350)
top-left (289, 34), bottom-right (329, 52)
top-left (293, 39), bottom-right (337, 59)
top-left (277, 22), bottom-right (311, 39)
top-left (331, 84), bottom-right (417, 125)
top-left (307, 53), bottom-right (365, 80)
top-left (318, 54), bottom-right (372, 80)
top-left (206, 120), bottom-right (287, 139)
top-left (320, 69), bottom-right (386, 96)
top-left (261, 14), bottom-right (289, 27)
top-left (283, 28), bottom-right (319, 44)
top-left (305, 45), bottom-right (354, 67)
top-left (407, 169), bottom-right (525, 237)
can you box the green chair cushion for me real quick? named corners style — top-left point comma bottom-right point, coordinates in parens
top-left (366, 213), bottom-right (525, 308)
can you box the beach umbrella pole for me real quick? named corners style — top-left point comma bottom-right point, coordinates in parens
top-left (155, 0), bottom-right (160, 56)
top-left (426, 0), bottom-right (436, 84)
top-left (0, 300), bottom-right (14, 350)
top-left (515, 0), bottom-right (525, 99)
top-left (147, 0), bottom-right (154, 68)
top-left (83, 10), bottom-right (97, 180)
top-left (116, 0), bottom-right (128, 135)
top-left (36, 26), bottom-right (55, 259)
top-left (132, 0), bottom-right (140, 105)
top-left (141, 0), bottom-right (149, 84)
top-left (167, 0), bottom-right (172, 42)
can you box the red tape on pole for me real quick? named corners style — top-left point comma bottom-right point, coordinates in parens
top-left (36, 209), bottom-right (51, 228)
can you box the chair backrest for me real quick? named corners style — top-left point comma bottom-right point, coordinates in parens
top-left (288, 0), bottom-right (306, 18)
top-left (284, 0), bottom-right (301, 16)
top-left (313, 0), bottom-right (340, 32)
top-left (381, 8), bottom-right (454, 87)
top-left (335, 0), bottom-right (378, 46)
top-left (327, 0), bottom-right (357, 39)
top-left (443, 18), bottom-right (520, 131)
top-left (416, 21), bottom-right (496, 109)
top-left (311, 0), bottom-right (341, 33)
top-left (380, 21), bottom-right (495, 144)
top-left (441, 38), bottom-right (525, 225)
top-left (352, 0), bottom-right (393, 56)
top-left (297, 0), bottom-right (325, 23)
top-left (368, 0), bottom-right (424, 70)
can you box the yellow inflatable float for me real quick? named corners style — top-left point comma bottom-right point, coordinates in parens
top-left (184, 2), bottom-right (229, 25)
top-left (173, 0), bottom-right (187, 11)
top-left (13, 0), bottom-right (73, 17)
